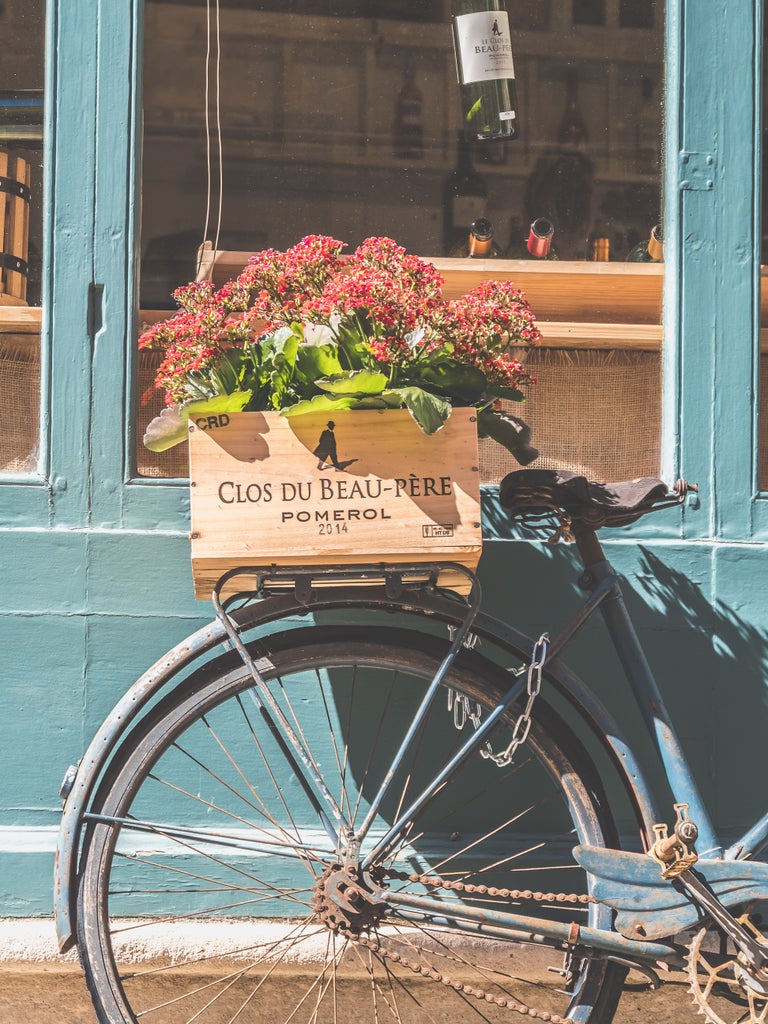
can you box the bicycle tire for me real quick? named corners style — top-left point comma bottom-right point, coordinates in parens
top-left (76, 624), bottom-right (625, 1024)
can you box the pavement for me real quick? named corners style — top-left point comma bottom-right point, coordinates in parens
top-left (0, 921), bottom-right (709, 1023)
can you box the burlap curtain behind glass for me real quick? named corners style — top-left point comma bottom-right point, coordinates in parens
top-left (146, 347), bottom-right (667, 484)
top-left (7, 343), bottom-right (768, 486)
top-left (0, 336), bottom-right (39, 472)
top-left (479, 349), bottom-right (662, 485)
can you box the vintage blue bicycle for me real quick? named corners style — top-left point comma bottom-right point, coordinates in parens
top-left (54, 467), bottom-right (768, 1024)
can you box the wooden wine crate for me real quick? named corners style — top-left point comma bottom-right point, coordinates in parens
top-left (188, 408), bottom-right (482, 598)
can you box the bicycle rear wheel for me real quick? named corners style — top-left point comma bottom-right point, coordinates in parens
top-left (76, 625), bottom-right (624, 1024)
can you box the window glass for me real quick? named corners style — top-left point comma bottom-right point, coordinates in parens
top-left (139, 0), bottom-right (664, 483)
top-left (0, 2), bottom-right (44, 474)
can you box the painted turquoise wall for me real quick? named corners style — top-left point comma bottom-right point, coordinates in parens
top-left (1, 0), bottom-right (767, 914)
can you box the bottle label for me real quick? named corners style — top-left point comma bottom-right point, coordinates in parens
top-left (454, 11), bottom-right (516, 85)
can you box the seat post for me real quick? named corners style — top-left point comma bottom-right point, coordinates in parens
top-left (572, 524), bottom-right (606, 570)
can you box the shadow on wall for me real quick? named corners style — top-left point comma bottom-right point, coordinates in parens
top-left (630, 547), bottom-right (768, 836)
top-left (480, 532), bottom-right (768, 841)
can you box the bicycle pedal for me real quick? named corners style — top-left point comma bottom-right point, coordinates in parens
top-left (651, 803), bottom-right (699, 879)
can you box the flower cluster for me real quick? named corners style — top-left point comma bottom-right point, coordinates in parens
top-left (139, 235), bottom-right (541, 455)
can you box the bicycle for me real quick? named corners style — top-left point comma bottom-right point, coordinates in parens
top-left (53, 466), bottom-right (768, 1024)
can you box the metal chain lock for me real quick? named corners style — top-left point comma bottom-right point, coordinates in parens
top-left (447, 633), bottom-right (549, 768)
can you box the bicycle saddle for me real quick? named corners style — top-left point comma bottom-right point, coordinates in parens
top-left (499, 468), bottom-right (690, 530)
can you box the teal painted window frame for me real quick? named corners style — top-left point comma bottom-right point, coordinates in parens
top-left (0, 1), bottom-right (118, 530)
top-left (4, 0), bottom-right (765, 546)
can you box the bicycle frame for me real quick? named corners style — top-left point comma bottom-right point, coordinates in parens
top-left (571, 526), bottom-right (768, 863)
top-left (54, 547), bottom-right (768, 972)
top-left (234, 541), bottom-right (768, 964)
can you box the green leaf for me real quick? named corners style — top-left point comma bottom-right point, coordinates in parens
top-left (484, 383), bottom-right (526, 403)
top-left (351, 396), bottom-right (389, 409)
top-left (143, 392), bottom-right (251, 452)
top-left (477, 408), bottom-right (539, 465)
top-left (281, 394), bottom-right (358, 417)
top-left (387, 386), bottom-right (451, 434)
top-left (412, 358), bottom-right (487, 403)
top-left (295, 343), bottom-right (343, 386)
top-left (260, 327), bottom-right (300, 409)
top-left (334, 319), bottom-right (368, 370)
top-left (316, 369), bottom-right (388, 396)
top-left (376, 390), bottom-right (407, 408)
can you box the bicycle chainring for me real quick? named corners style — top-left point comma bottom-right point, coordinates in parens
top-left (688, 916), bottom-right (768, 1023)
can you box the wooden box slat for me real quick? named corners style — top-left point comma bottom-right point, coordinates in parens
top-left (0, 152), bottom-right (30, 303)
top-left (188, 409), bottom-right (482, 598)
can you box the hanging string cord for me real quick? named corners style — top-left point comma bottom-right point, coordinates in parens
top-left (196, 0), bottom-right (224, 278)
top-left (212, 0), bottom-right (224, 257)
top-left (197, 0), bottom-right (213, 277)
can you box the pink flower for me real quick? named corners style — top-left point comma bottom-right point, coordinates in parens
top-left (137, 235), bottom-right (540, 408)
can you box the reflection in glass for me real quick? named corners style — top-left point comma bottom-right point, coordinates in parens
top-left (140, 1), bottom-right (664, 296)
top-left (139, 1), bottom-right (664, 482)
top-left (0, 2), bottom-right (44, 474)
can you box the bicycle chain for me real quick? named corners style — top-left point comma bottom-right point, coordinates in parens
top-left (391, 868), bottom-right (596, 906)
top-left (333, 869), bottom-right (595, 1024)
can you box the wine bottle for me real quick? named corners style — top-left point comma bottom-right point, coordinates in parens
top-left (557, 67), bottom-right (588, 149)
top-left (450, 217), bottom-right (502, 257)
top-left (505, 217), bottom-right (560, 260)
top-left (393, 63), bottom-right (424, 161)
top-left (442, 132), bottom-right (488, 254)
top-left (451, 0), bottom-right (520, 143)
top-left (626, 224), bottom-right (663, 262)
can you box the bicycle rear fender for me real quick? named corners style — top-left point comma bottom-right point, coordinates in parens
top-left (53, 584), bottom-right (658, 953)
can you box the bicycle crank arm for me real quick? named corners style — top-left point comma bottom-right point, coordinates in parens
top-left (678, 868), bottom-right (768, 969)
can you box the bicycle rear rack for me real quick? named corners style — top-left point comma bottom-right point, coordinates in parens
top-left (210, 562), bottom-right (484, 852)
top-left (211, 560), bottom-right (481, 609)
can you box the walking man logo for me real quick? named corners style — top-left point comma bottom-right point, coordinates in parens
top-left (313, 421), bottom-right (358, 472)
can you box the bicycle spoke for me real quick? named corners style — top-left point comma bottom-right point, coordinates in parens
top-left (163, 747), bottom-right (312, 857)
top-left (121, 922), bottom-right (326, 981)
top-left (130, 919), bottom-right (328, 1020)
top-left (78, 628), bottom-right (621, 1024)
top-left (314, 667), bottom-right (354, 825)
top-left (194, 710), bottom-right (316, 853)
top-left (349, 665), bottom-right (398, 828)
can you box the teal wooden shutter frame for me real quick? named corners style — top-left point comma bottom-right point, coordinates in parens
top-left (15, 0), bottom-right (762, 542)
top-left (666, 0), bottom-right (764, 542)
top-left (0, 0), bottom-right (98, 527)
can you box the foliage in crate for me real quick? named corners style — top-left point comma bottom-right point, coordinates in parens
top-left (139, 236), bottom-right (541, 458)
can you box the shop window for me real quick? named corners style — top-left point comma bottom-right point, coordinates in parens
top-left (138, 0), bottom-right (664, 484)
top-left (0, 2), bottom-right (44, 474)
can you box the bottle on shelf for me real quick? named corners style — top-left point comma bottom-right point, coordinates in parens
top-left (557, 67), bottom-right (588, 149)
top-left (450, 217), bottom-right (502, 257)
top-left (625, 224), bottom-right (664, 262)
top-left (442, 132), bottom-right (488, 254)
top-left (393, 62), bottom-right (424, 161)
top-left (450, 0), bottom-right (520, 143)
top-left (634, 76), bottom-right (659, 173)
top-left (505, 217), bottom-right (560, 260)
top-left (587, 227), bottom-right (610, 261)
